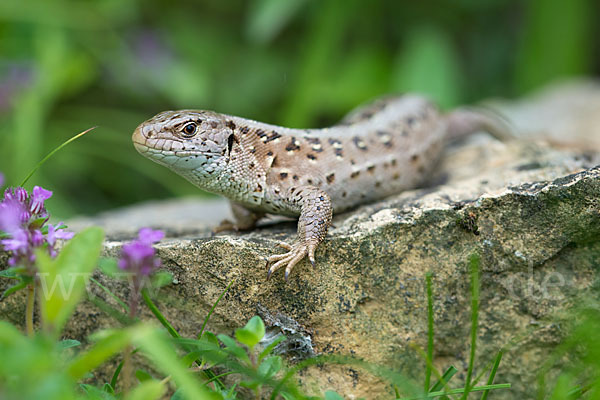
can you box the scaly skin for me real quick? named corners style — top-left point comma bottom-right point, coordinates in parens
top-left (132, 95), bottom-right (511, 280)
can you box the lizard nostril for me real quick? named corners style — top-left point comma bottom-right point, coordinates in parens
top-left (141, 124), bottom-right (154, 139)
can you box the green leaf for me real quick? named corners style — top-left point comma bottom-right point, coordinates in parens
top-left (259, 334), bottom-right (286, 362)
top-left (58, 339), bottom-right (81, 350)
top-left (80, 383), bottom-right (117, 400)
top-left (98, 257), bottom-right (120, 277)
top-left (123, 380), bottom-right (165, 400)
top-left (181, 350), bottom-right (204, 368)
top-left (30, 216), bottom-right (48, 230)
top-left (202, 331), bottom-right (220, 347)
top-left (218, 334), bottom-right (250, 363)
top-left (67, 328), bottom-right (134, 380)
top-left (135, 369), bottom-right (154, 382)
top-left (131, 326), bottom-right (221, 400)
top-left (258, 356), bottom-right (282, 379)
top-left (36, 226), bottom-right (104, 336)
top-left (1, 279), bottom-right (30, 299)
top-left (151, 271), bottom-right (173, 288)
top-left (102, 383), bottom-right (115, 394)
top-left (0, 266), bottom-right (27, 278)
top-left (235, 316), bottom-right (265, 350)
top-left (324, 391), bottom-right (345, 400)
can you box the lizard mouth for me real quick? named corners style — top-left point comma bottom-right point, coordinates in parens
top-left (133, 141), bottom-right (216, 160)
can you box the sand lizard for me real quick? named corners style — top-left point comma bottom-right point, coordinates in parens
top-left (132, 95), bottom-right (511, 280)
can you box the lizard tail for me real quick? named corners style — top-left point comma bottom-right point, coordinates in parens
top-left (446, 106), bottom-right (516, 142)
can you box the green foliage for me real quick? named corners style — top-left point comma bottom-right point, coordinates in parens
top-left (36, 227), bottom-right (104, 337)
top-left (0, 0), bottom-right (597, 217)
top-left (235, 315), bottom-right (265, 351)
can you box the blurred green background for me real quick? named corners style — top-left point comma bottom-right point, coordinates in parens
top-left (0, 0), bottom-right (598, 219)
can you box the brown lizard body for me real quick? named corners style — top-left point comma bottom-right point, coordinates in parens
top-left (132, 95), bottom-right (511, 279)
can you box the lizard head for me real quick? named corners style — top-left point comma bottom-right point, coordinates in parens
top-left (132, 110), bottom-right (235, 179)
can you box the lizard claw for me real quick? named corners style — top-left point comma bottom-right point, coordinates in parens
top-left (266, 241), bottom-right (310, 280)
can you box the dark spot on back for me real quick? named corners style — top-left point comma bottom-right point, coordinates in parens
top-left (367, 165), bottom-right (375, 173)
top-left (307, 154), bottom-right (317, 160)
top-left (307, 137), bottom-right (321, 144)
top-left (285, 137), bottom-right (301, 152)
top-left (375, 181), bottom-right (382, 187)
top-left (265, 131), bottom-right (281, 143)
top-left (352, 136), bottom-right (368, 151)
top-left (255, 129), bottom-right (267, 138)
top-left (342, 191), bottom-right (347, 197)
top-left (280, 172), bottom-right (288, 179)
top-left (328, 138), bottom-right (341, 146)
top-left (267, 151), bottom-right (273, 156)
top-left (226, 120), bottom-right (236, 130)
top-left (240, 126), bottom-right (250, 135)
top-left (350, 171), bottom-right (360, 179)
top-left (393, 173), bottom-right (400, 179)
top-left (334, 148), bottom-right (343, 157)
top-left (407, 117), bottom-right (415, 126)
top-left (391, 159), bottom-right (397, 166)
top-left (326, 173), bottom-right (335, 184)
top-left (411, 154), bottom-right (419, 162)
top-left (293, 175), bottom-right (299, 181)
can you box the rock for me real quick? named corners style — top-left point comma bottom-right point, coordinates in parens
top-left (2, 80), bottom-right (600, 399)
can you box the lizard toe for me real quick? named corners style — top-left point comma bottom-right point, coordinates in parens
top-left (266, 242), bottom-right (309, 280)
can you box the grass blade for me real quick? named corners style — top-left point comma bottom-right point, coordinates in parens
top-left (198, 278), bottom-right (235, 339)
top-left (141, 288), bottom-right (178, 338)
top-left (20, 126), bottom-right (96, 187)
top-left (140, 287), bottom-right (225, 389)
top-left (425, 272), bottom-right (434, 392)
top-left (462, 253), bottom-right (481, 399)
top-left (430, 366), bottom-right (458, 392)
top-left (480, 350), bottom-right (503, 400)
top-left (403, 383), bottom-right (511, 399)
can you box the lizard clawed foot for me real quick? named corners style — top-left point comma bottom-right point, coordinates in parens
top-left (212, 219), bottom-right (238, 236)
top-left (266, 241), bottom-right (317, 281)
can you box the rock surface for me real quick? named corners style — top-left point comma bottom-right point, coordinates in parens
top-left (2, 80), bottom-right (600, 399)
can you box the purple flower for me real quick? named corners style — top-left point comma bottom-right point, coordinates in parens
top-left (1, 228), bottom-right (29, 252)
top-left (0, 198), bottom-right (26, 235)
top-left (30, 186), bottom-right (52, 214)
top-left (4, 187), bottom-right (28, 202)
top-left (47, 223), bottom-right (74, 246)
top-left (0, 181), bottom-right (73, 269)
top-left (138, 227), bottom-right (164, 245)
top-left (118, 228), bottom-right (163, 277)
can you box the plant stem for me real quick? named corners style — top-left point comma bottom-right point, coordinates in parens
top-left (25, 282), bottom-right (35, 336)
top-left (425, 272), bottom-right (434, 392)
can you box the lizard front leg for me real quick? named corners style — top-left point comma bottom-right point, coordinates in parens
top-left (214, 201), bottom-right (265, 233)
top-left (267, 186), bottom-right (333, 280)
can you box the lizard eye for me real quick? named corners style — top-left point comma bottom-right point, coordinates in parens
top-left (181, 122), bottom-right (197, 137)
